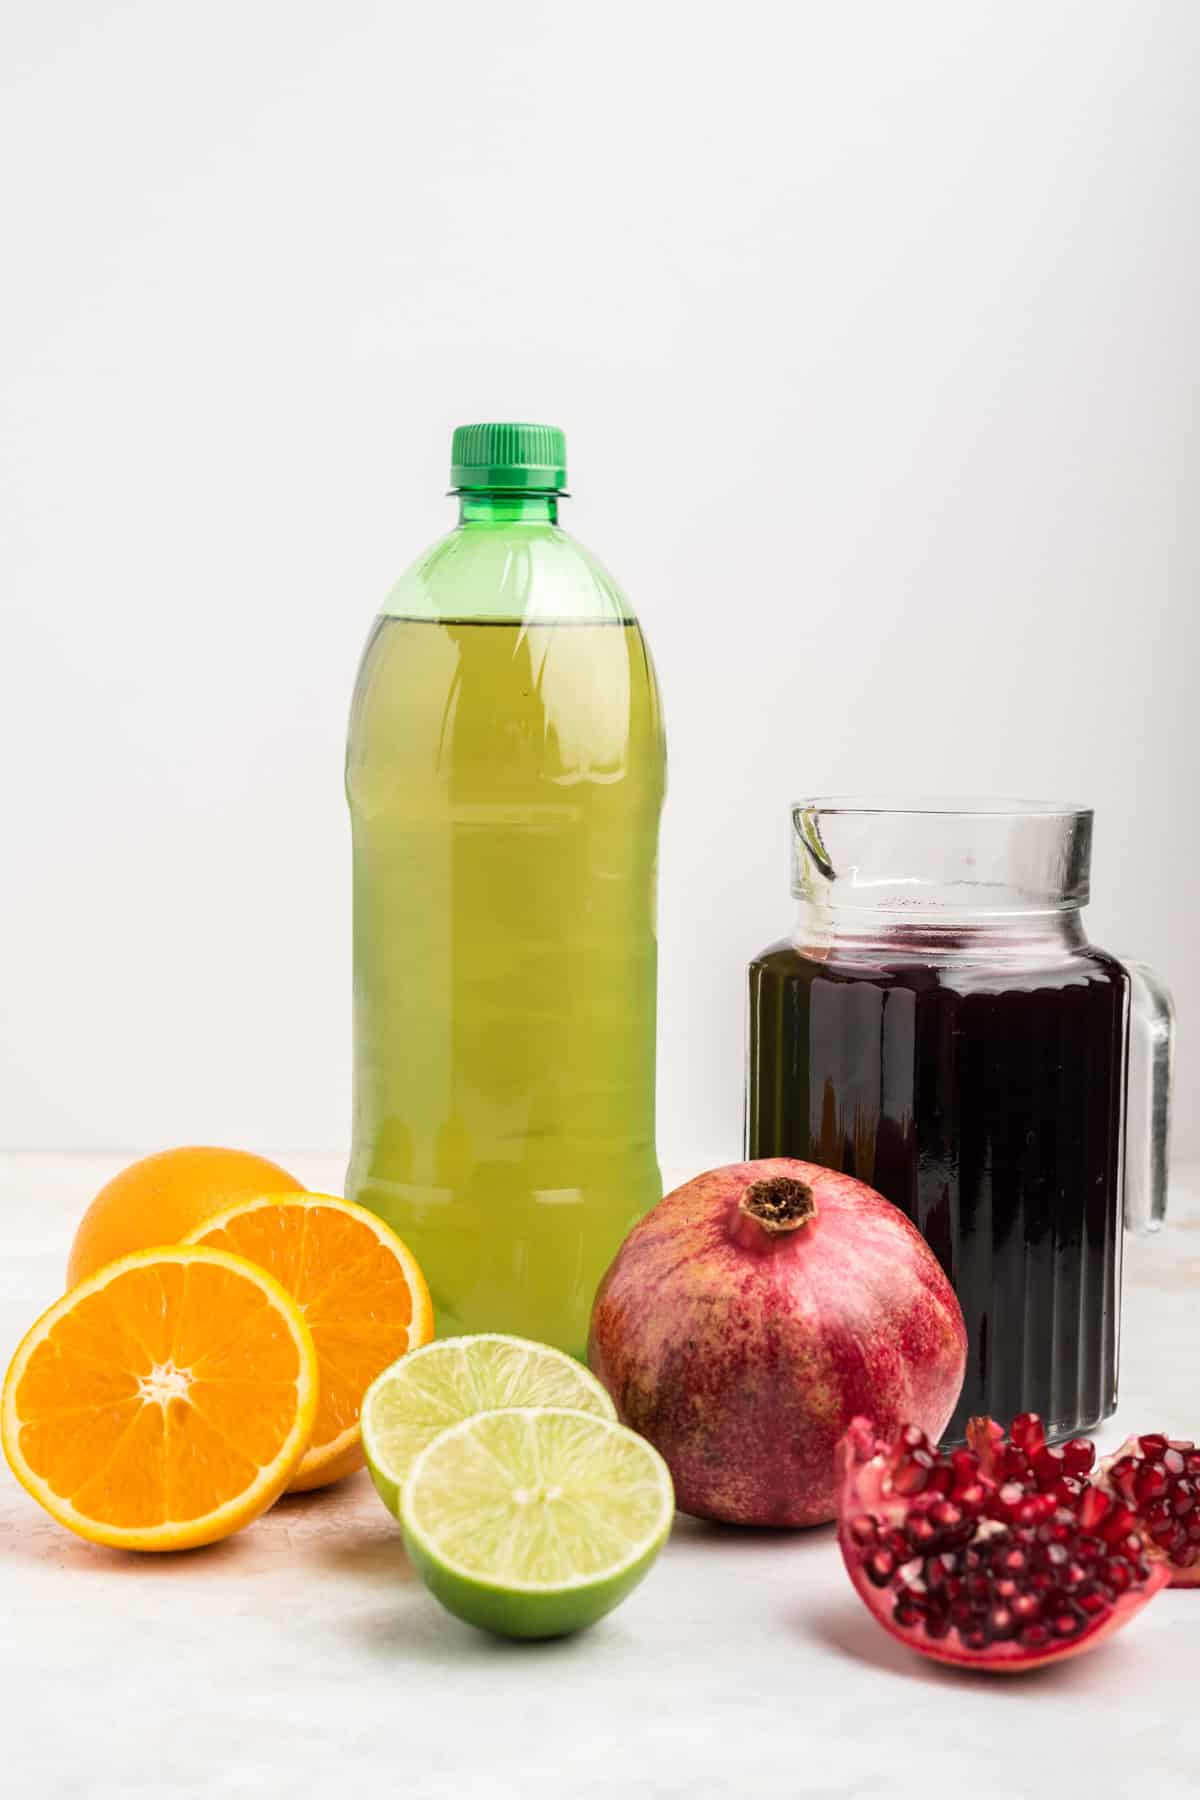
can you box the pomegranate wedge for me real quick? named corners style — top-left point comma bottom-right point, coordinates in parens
top-left (1099, 1434), bottom-right (1200, 1587)
top-left (836, 1416), bottom-right (1169, 1673)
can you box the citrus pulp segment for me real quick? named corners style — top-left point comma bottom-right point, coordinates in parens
top-left (185, 1192), bottom-right (434, 1490)
top-left (2, 1246), bottom-right (318, 1550)
top-left (399, 1406), bottom-right (674, 1637)
top-left (360, 1332), bottom-right (616, 1517)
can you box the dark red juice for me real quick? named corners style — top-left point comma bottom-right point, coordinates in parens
top-left (746, 939), bottom-right (1129, 1442)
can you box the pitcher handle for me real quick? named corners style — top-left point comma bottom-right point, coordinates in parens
top-left (1123, 959), bottom-right (1175, 1234)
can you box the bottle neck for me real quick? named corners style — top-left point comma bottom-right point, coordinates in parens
top-left (457, 491), bottom-right (559, 526)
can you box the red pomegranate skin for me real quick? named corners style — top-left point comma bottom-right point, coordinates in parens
top-left (588, 1159), bottom-right (967, 1527)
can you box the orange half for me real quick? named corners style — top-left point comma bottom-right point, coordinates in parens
top-left (186, 1194), bottom-right (434, 1491)
top-left (2, 1246), bottom-right (319, 1551)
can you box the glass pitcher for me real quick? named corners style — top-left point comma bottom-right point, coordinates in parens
top-left (746, 798), bottom-right (1173, 1443)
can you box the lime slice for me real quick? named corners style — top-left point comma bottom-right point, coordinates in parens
top-left (361, 1333), bottom-right (617, 1517)
top-left (400, 1407), bottom-right (674, 1638)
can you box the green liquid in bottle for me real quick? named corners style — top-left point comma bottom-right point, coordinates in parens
top-left (346, 429), bottom-right (665, 1356)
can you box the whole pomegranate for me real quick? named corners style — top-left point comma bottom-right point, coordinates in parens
top-left (587, 1159), bottom-right (967, 1527)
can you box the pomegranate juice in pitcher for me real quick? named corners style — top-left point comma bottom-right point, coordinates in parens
top-left (747, 799), bottom-right (1172, 1442)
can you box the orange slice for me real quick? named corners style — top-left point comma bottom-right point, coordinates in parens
top-left (186, 1194), bottom-right (434, 1492)
top-left (2, 1246), bottom-right (318, 1551)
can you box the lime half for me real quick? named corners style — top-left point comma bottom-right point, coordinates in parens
top-left (400, 1407), bottom-right (674, 1638)
top-left (361, 1334), bottom-right (617, 1518)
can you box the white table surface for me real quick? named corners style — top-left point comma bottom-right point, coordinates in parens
top-left (2, 1151), bottom-right (1198, 1800)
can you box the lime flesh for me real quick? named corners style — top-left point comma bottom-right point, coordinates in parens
top-left (361, 1333), bottom-right (616, 1518)
top-left (400, 1407), bottom-right (674, 1638)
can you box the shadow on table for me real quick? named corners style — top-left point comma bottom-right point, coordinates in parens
top-left (353, 1601), bottom-right (608, 1666)
top-left (669, 1511), bottom-right (838, 1553)
top-left (2, 1466), bottom-right (416, 1581)
top-left (293, 1503), bottom-right (415, 1585)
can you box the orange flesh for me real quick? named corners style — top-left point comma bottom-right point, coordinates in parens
top-left (193, 1200), bottom-right (427, 1483)
top-left (13, 1258), bottom-right (308, 1530)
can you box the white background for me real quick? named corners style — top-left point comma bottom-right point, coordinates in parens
top-left (2, 0), bottom-right (1196, 1167)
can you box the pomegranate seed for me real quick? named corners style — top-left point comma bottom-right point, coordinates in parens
top-left (991, 1480), bottom-right (1025, 1522)
top-left (989, 1605), bottom-right (1016, 1640)
top-left (866, 1549), bottom-right (895, 1586)
top-left (1060, 1438), bottom-right (1096, 1478)
top-left (1062, 1561), bottom-right (1089, 1589)
top-left (1078, 1486), bottom-right (1111, 1530)
top-left (894, 1599), bottom-right (925, 1627)
top-left (900, 1425), bottom-right (927, 1451)
top-left (1138, 1434), bottom-right (1168, 1459)
top-left (1173, 1485), bottom-right (1196, 1518)
top-left (954, 1482), bottom-right (987, 1512)
top-left (907, 1515), bottom-right (938, 1550)
top-left (1077, 1588), bottom-right (1108, 1616)
top-left (1163, 1448), bottom-right (1186, 1478)
top-left (930, 1501), bottom-right (963, 1532)
top-left (848, 1514), bottom-right (878, 1546)
top-left (1011, 1592), bottom-right (1041, 1621)
top-left (1052, 1611), bottom-right (1083, 1637)
top-left (1185, 1452), bottom-right (1200, 1479)
top-left (1102, 1558), bottom-right (1133, 1593)
top-left (1134, 1464), bottom-right (1169, 1504)
top-left (1188, 1518), bottom-right (1200, 1544)
top-left (1109, 1458), bottom-right (1139, 1501)
top-left (893, 1451), bottom-right (934, 1496)
top-left (1099, 1504), bottom-right (1137, 1544)
top-left (1012, 1414), bottom-right (1047, 1457)
top-left (1033, 1448), bottom-right (1065, 1486)
top-left (924, 1611), bottom-right (951, 1640)
top-left (1020, 1624), bottom-right (1051, 1649)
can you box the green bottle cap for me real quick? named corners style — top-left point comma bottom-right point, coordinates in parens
top-left (450, 422), bottom-right (567, 492)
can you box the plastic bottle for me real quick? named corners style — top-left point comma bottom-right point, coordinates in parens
top-left (346, 423), bottom-right (666, 1355)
